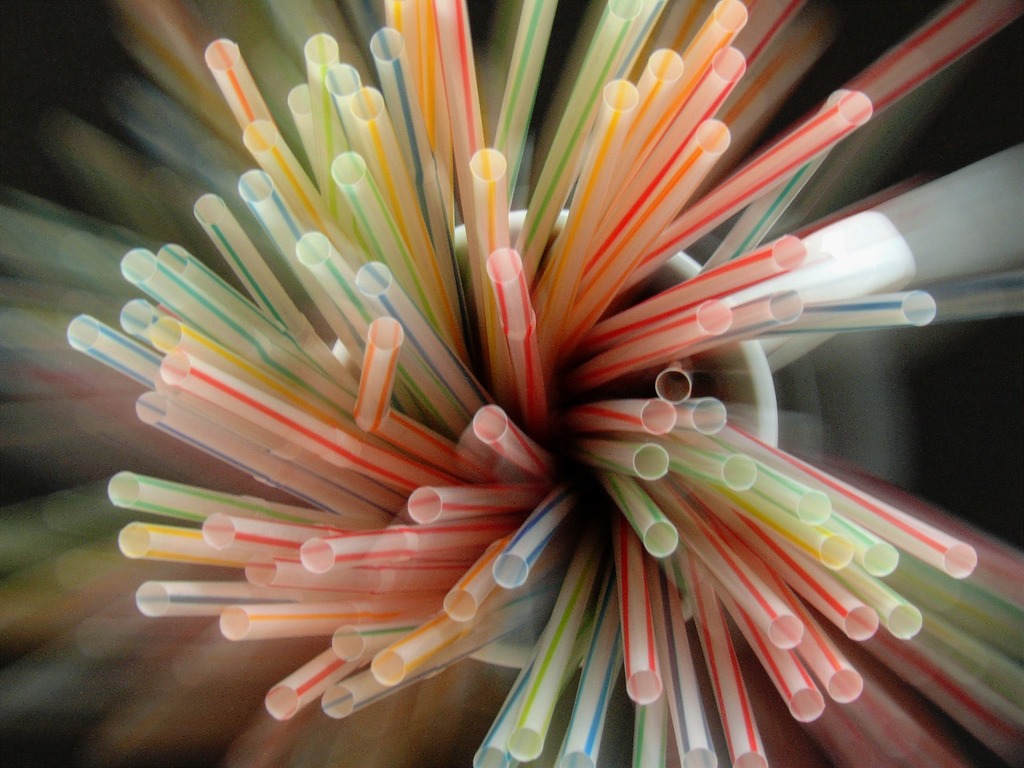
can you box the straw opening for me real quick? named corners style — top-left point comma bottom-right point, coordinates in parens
top-left (903, 291), bottom-right (937, 326)
top-left (149, 317), bottom-right (183, 352)
top-left (121, 248), bottom-right (158, 284)
top-left (300, 538), bottom-right (336, 573)
top-left (332, 627), bottom-right (364, 660)
top-left (371, 651), bottom-right (405, 686)
top-left (944, 543), bottom-right (978, 579)
top-left (640, 399), bottom-right (676, 435)
top-left (296, 232), bottom-right (331, 267)
top-left (355, 262), bottom-right (393, 298)
top-left (768, 614), bottom-right (804, 649)
top-left (107, 472), bottom-right (140, 507)
top-left (683, 748), bottom-right (717, 768)
top-left (368, 317), bottom-right (404, 352)
top-left (796, 490), bottom-right (831, 525)
top-left (863, 542), bottom-right (900, 576)
top-left (202, 513), bottom-right (236, 549)
top-left (118, 523), bottom-right (152, 558)
top-left (135, 392), bottom-right (167, 425)
top-left (507, 728), bottom-right (544, 762)
top-left (626, 669), bottom-right (663, 704)
top-left (632, 444), bottom-right (669, 480)
top-left (722, 455), bottom-right (757, 491)
top-left (474, 405), bottom-right (510, 444)
top-left (370, 28), bottom-right (403, 64)
top-left (844, 606), bottom-right (879, 641)
top-left (350, 87), bottom-right (385, 122)
top-left (444, 590), bottom-right (479, 622)
top-left (695, 299), bottom-right (732, 335)
top-left (243, 120), bottom-right (279, 154)
top-left (690, 398), bottom-right (727, 435)
top-left (66, 315), bottom-right (100, 352)
top-left (470, 148), bottom-right (507, 184)
top-left (819, 534), bottom-right (854, 570)
top-left (265, 686), bottom-right (299, 721)
top-left (647, 48), bottom-right (684, 83)
top-left (789, 688), bottom-right (825, 722)
top-left (713, 0), bottom-right (748, 34)
top-left (325, 63), bottom-right (361, 98)
top-left (407, 487), bottom-right (442, 524)
top-left (204, 39), bottom-right (240, 72)
top-left (332, 152), bottom-right (368, 187)
top-left (655, 366), bottom-right (692, 403)
top-left (193, 193), bottom-right (226, 225)
top-left (238, 170), bottom-right (274, 204)
top-left (772, 235), bottom-right (807, 271)
top-left (711, 45), bottom-right (746, 84)
top-left (304, 33), bottom-right (339, 67)
top-left (734, 754), bottom-right (769, 768)
top-left (885, 604), bottom-right (923, 639)
top-left (220, 607), bottom-right (251, 640)
top-left (828, 669), bottom-right (864, 704)
top-left (135, 582), bottom-right (170, 617)
top-left (642, 520), bottom-right (678, 558)
top-left (493, 553), bottom-right (529, 589)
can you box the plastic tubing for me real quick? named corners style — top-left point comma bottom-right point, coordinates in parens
top-left (219, 598), bottom-right (433, 641)
top-left (612, 515), bottom-right (663, 704)
top-left (570, 437), bottom-right (669, 482)
top-left (204, 39), bottom-right (273, 129)
top-left (203, 513), bottom-right (341, 553)
top-left (472, 404), bottom-right (555, 479)
top-left (265, 649), bottom-right (358, 721)
top-left (135, 580), bottom-right (320, 618)
top-left (768, 290), bottom-right (935, 334)
top-left (443, 536), bottom-right (510, 622)
top-left (598, 473), bottom-right (678, 558)
top-left (493, 484), bottom-right (577, 589)
top-left (304, 33), bottom-right (348, 214)
top-left (563, 398), bottom-right (677, 436)
top-left (407, 483), bottom-right (547, 525)
top-left (354, 317), bottom-right (402, 432)
top-left (287, 84), bottom-right (319, 186)
top-left (301, 527), bottom-right (419, 574)
top-left (673, 397), bottom-right (727, 436)
top-left (67, 314), bottom-right (160, 388)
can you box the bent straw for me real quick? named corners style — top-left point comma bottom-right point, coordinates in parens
top-left (486, 248), bottom-right (548, 435)
top-left (516, 0), bottom-right (644, 279)
top-left (443, 536), bottom-right (511, 622)
top-left (204, 39), bottom-right (274, 130)
top-left (472, 404), bottom-right (555, 479)
top-left (493, 484), bottom-right (578, 589)
top-left (683, 552), bottom-right (767, 768)
top-left (564, 298), bottom-right (733, 393)
top-left (408, 483), bottom-right (547, 525)
top-left (67, 314), bottom-right (160, 388)
top-left (649, 558), bottom-right (716, 766)
top-left (570, 438), bottom-right (670, 482)
top-left (585, 234), bottom-right (806, 354)
top-left (611, 515), bottom-right (663, 704)
top-left (719, 424), bottom-right (978, 578)
top-left (599, 472), bottom-right (678, 558)
top-left (107, 471), bottom-right (356, 526)
top-left (507, 525), bottom-right (605, 762)
top-left (640, 90), bottom-right (874, 283)
top-left (557, 565), bottom-right (623, 768)
top-left (563, 398), bottom-right (677, 436)
top-left (265, 649), bottom-right (360, 721)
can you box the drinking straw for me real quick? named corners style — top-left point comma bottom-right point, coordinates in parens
top-left (287, 84), bottom-right (318, 177)
top-left (219, 596), bottom-right (437, 640)
top-left (265, 648), bottom-right (361, 721)
top-left (493, 484), bottom-right (577, 589)
top-left (134, 580), bottom-right (330, 618)
top-left (119, 521), bottom-right (252, 568)
top-left (561, 121), bottom-right (734, 353)
top-left (474, 654), bottom-right (537, 768)
top-left (354, 317), bottom-right (401, 431)
top-left (648, 558), bottom-right (716, 766)
top-left (632, 698), bottom-right (669, 768)
top-left (492, 0), bottom-right (558, 197)
top-left (570, 438), bottom-right (669, 482)
top-left (585, 235), bottom-right (806, 354)
top-left (507, 525), bottom-right (605, 762)
top-left (408, 484), bottom-right (548, 525)
top-left (119, 298), bottom-right (162, 341)
top-left (832, 564), bottom-right (922, 640)
top-left (653, 363), bottom-right (692, 403)
top-left (107, 471), bottom-right (366, 526)
top-left (300, 527), bottom-right (420, 573)
top-left (334, 618), bottom-right (427, 663)
top-left (369, 28), bottom-right (465, 327)
top-left (304, 33), bottom-right (349, 212)
top-left (557, 565), bottom-right (623, 768)
top-left (564, 298), bottom-right (733, 393)
top-left (486, 248), bottom-right (548, 435)
top-left (254, 557), bottom-right (466, 594)
top-left (818, 512), bottom-right (899, 577)
top-left (563, 398), bottom-right (677, 436)
top-left (355, 261), bottom-right (489, 424)
top-left (533, 78), bottom-right (640, 358)
top-left (193, 192), bottom-right (311, 337)
top-left (640, 90), bottom-right (874, 282)
top-left (371, 606), bottom-right (478, 685)
top-left (472, 404), bottom-right (555, 479)
top-left (443, 536), bottom-right (511, 622)
top-left (719, 424), bottom-right (978, 578)
top-left (700, 492), bottom-right (880, 641)
top-left (767, 291), bottom-right (936, 335)
top-left (516, 0), bottom-right (644, 279)
top-left (683, 552), bottom-right (767, 768)
top-left (926, 270), bottom-right (1024, 324)
top-left (662, 434), bottom-right (756, 490)
top-left (599, 473), bottom-right (677, 558)
top-left (715, 587), bottom-right (825, 722)
top-left (745, 461), bottom-right (832, 526)
top-left (204, 39), bottom-right (275, 131)
top-left (611, 515), bottom-right (663, 703)
top-left (67, 314), bottom-right (160, 388)
top-left (203, 513), bottom-right (342, 554)
top-left (672, 397), bottom-right (727, 436)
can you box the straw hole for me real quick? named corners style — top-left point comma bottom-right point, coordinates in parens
top-left (713, 0), bottom-right (749, 34)
top-left (323, 687), bottom-right (355, 719)
top-left (371, 651), bottom-right (405, 686)
top-left (204, 39), bottom-right (240, 72)
top-left (819, 535), bottom-right (854, 570)
top-left (944, 543), bottom-right (977, 579)
top-left (828, 669), bottom-right (863, 703)
top-left (121, 248), bottom-right (157, 284)
top-left (108, 472), bottom-right (140, 507)
top-left (245, 560), bottom-right (275, 587)
top-left (296, 232), bottom-right (331, 267)
top-left (603, 79), bottom-right (639, 113)
top-left (370, 28), bottom-right (403, 63)
top-left (796, 490), bottom-right (831, 525)
top-left (407, 487), bottom-right (442, 524)
top-left (135, 582), bottom-right (170, 617)
top-left (304, 33), bottom-right (339, 66)
top-left (507, 728), bottom-right (544, 762)
top-left (643, 521), bottom-right (678, 559)
top-left (265, 686), bottom-right (299, 721)
top-left (655, 366), bottom-right (692, 403)
top-left (473, 405), bottom-right (509, 444)
top-left (560, 753), bottom-right (596, 768)
top-left (493, 553), bottom-right (529, 589)
top-left (647, 49), bottom-right (683, 83)
top-left (300, 538), bottom-right (335, 573)
top-left (837, 90), bottom-right (873, 126)
top-left (768, 615), bottom-right (803, 649)
top-left (193, 193), bottom-right (226, 225)
top-left (243, 120), bottom-right (278, 153)
top-left (772, 235), bottom-right (807, 271)
top-left (695, 120), bottom-right (730, 156)
top-left (769, 290), bottom-right (803, 324)
top-left (863, 542), bottom-right (899, 577)
top-left (149, 318), bottom-right (183, 352)
top-left (626, 670), bottom-right (663, 704)
top-left (119, 524), bottom-right (151, 558)
top-left (474, 746), bottom-right (508, 768)
top-left (691, 398), bottom-right (727, 435)
top-left (789, 688), bottom-right (825, 722)
top-left (325, 63), bottom-right (361, 97)
top-left (354, 262), bottom-right (393, 297)
top-left (350, 87), bottom-right (385, 122)
top-left (66, 315), bottom-right (100, 351)
top-left (160, 353), bottom-right (192, 387)
top-left (135, 393), bottom-right (167, 425)
top-left (485, 249), bottom-right (522, 285)
top-left (711, 46), bottom-right (746, 84)
top-left (219, 607), bottom-right (250, 640)
top-left (470, 148), bottom-right (507, 184)
top-left (332, 627), bottom-right (364, 660)
top-left (238, 170), bottom-right (274, 204)
top-left (903, 291), bottom-right (937, 326)
top-left (722, 455), bottom-right (756, 491)
top-left (633, 444), bottom-right (669, 480)
top-left (444, 590), bottom-right (478, 623)
top-left (287, 84), bottom-right (311, 114)
top-left (120, 300), bottom-right (154, 337)
top-left (368, 317), bottom-right (404, 352)
top-left (886, 604), bottom-right (922, 639)
top-left (640, 399), bottom-right (676, 435)
top-left (696, 300), bottom-right (732, 335)
top-left (734, 754), bottom-right (769, 768)
top-left (202, 513), bottom-right (235, 549)
top-left (608, 0), bottom-right (643, 23)
top-left (844, 606), bottom-right (879, 641)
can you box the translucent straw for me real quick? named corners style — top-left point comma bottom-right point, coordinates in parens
top-left (119, 521), bottom-right (251, 568)
top-left (640, 90), bottom-right (874, 282)
top-left (598, 472), bottom-right (678, 558)
top-left (632, 698), bottom-right (669, 768)
top-left (557, 564), bottom-right (623, 768)
top-left (203, 513), bottom-right (341, 554)
top-left (683, 552), bottom-right (767, 768)
top-left (443, 536), bottom-right (511, 622)
top-left (408, 483), bottom-right (547, 525)
top-left (611, 514), bottom-right (663, 703)
top-left (287, 84), bottom-right (318, 181)
top-left (304, 33), bottom-right (349, 214)
top-left (333, 619), bottom-right (422, 661)
top-left (300, 527), bottom-right (419, 573)
top-left (570, 438), bottom-right (670, 482)
top-left (507, 525), bottom-right (605, 762)
top-left (563, 398), bottom-right (677, 436)
top-left (204, 39), bottom-right (274, 130)
top-left (134, 580), bottom-right (326, 618)
top-left (370, 609), bottom-right (474, 686)
top-left (649, 558), bottom-right (716, 767)
top-left (265, 648), bottom-right (360, 721)
top-left (472, 404), bottom-right (556, 479)
top-left (67, 314), bottom-right (160, 388)
top-left (493, 484), bottom-right (578, 589)
top-left (767, 291), bottom-right (936, 334)
top-left (354, 317), bottom-right (402, 432)
top-left (219, 597), bottom-right (436, 640)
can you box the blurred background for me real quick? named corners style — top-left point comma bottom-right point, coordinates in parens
top-left (1, 1), bottom-right (1022, 766)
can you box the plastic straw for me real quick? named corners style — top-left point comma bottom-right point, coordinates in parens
top-left (507, 525), bottom-right (605, 762)
top-left (443, 535), bottom-right (511, 622)
top-left (631, 697), bottom-right (669, 768)
top-left (304, 33), bottom-right (349, 213)
top-left (408, 483), bottom-right (547, 525)
top-left (663, 434), bottom-right (756, 490)
top-left (832, 563), bottom-right (923, 640)
top-left (654, 363), bottom-right (692, 403)
top-left (67, 314), bottom-right (160, 388)
top-left (333, 619), bottom-right (422, 661)
top-left (370, 608), bottom-right (474, 686)
top-left (472, 404), bottom-right (555, 479)
top-left (119, 521), bottom-right (252, 568)
top-left (768, 291), bottom-right (936, 334)
top-left (494, 484), bottom-right (578, 589)
top-left (570, 438), bottom-right (670, 482)
top-left (134, 580), bottom-right (327, 618)
top-left (354, 317), bottom-right (402, 431)
top-left (557, 564), bottom-right (623, 768)
top-left (287, 84), bottom-right (319, 182)
top-left (563, 398), bottom-right (677, 436)
top-left (599, 472), bottom-right (678, 558)
top-left (204, 39), bottom-right (274, 130)
top-left (265, 648), bottom-right (360, 721)
top-left (203, 513), bottom-right (341, 554)
top-left (611, 514), bottom-right (663, 703)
